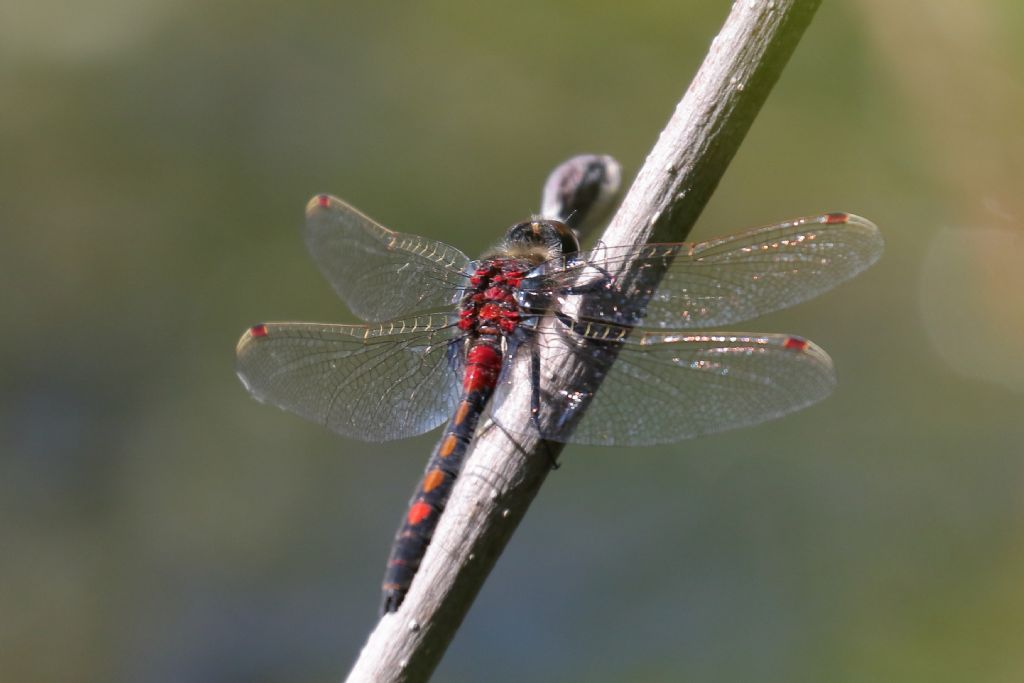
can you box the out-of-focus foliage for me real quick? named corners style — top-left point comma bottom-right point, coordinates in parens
top-left (3, 1), bottom-right (1023, 682)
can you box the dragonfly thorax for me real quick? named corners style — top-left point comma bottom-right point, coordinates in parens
top-left (493, 218), bottom-right (579, 264)
top-left (457, 259), bottom-right (530, 337)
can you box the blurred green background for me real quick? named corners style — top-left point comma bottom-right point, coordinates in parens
top-left (4, 1), bottom-right (1024, 681)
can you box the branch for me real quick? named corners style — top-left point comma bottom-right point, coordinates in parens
top-left (345, 1), bottom-right (823, 681)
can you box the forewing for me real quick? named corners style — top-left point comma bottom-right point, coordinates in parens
top-left (305, 194), bottom-right (472, 321)
top-left (520, 213), bottom-right (881, 328)
top-left (503, 324), bottom-right (835, 446)
top-left (236, 315), bottom-right (463, 441)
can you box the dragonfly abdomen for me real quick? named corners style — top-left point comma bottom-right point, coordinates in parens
top-left (380, 259), bottom-right (533, 613)
top-left (380, 336), bottom-right (505, 613)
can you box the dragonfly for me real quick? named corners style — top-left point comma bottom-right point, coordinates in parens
top-left (235, 155), bottom-right (882, 613)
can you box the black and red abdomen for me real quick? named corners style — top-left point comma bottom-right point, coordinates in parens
top-left (380, 258), bottom-right (528, 613)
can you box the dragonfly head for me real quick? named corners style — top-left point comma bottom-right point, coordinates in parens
top-left (498, 219), bottom-right (580, 263)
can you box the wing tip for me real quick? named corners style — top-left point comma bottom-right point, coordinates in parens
top-left (818, 211), bottom-right (878, 233)
top-left (818, 211), bottom-right (884, 268)
top-left (236, 324), bottom-right (268, 354)
top-left (784, 333), bottom-right (833, 362)
top-left (775, 335), bottom-right (836, 391)
top-left (819, 211), bottom-right (880, 235)
top-left (821, 212), bottom-right (851, 225)
top-left (305, 193), bottom-right (337, 217)
top-left (783, 335), bottom-right (811, 351)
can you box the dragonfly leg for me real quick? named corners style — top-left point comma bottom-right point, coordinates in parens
top-left (528, 343), bottom-right (560, 470)
top-left (561, 259), bottom-right (615, 297)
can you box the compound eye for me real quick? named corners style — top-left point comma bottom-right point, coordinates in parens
top-left (501, 219), bottom-right (580, 260)
top-left (506, 221), bottom-right (538, 245)
top-left (545, 219), bottom-right (580, 256)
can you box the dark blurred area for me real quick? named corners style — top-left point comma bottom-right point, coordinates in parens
top-left (3, 1), bottom-right (1023, 681)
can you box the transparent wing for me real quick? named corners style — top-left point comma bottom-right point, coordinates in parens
top-left (304, 194), bottom-right (472, 321)
top-left (495, 323), bottom-right (835, 446)
top-left (235, 315), bottom-right (463, 441)
top-left (518, 213), bottom-right (882, 328)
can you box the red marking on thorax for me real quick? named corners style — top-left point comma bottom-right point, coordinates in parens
top-left (502, 268), bottom-right (524, 287)
top-left (479, 303), bottom-right (501, 320)
top-left (498, 308), bottom-right (519, 333)
top-left (456, 258), bottom-right (527, 340)
top-left (250, 324), bottom-right (268, 338)
top-left (407, 501), bottom-right (433, 526)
